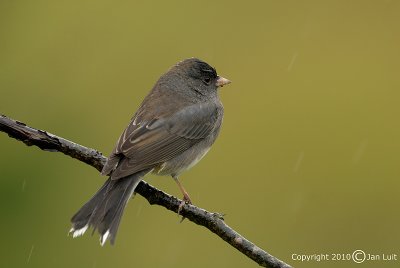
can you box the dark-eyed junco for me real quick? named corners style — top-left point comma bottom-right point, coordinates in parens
top-left (70, 58), bottom-right (231, 245)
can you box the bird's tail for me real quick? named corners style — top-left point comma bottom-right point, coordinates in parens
top-left (70, 169), bottom-right (150, 245)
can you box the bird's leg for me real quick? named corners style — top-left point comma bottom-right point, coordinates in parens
top-left (173, 176), bottom-right (192, 215)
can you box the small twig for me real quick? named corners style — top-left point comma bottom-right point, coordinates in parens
top-left (0, 114), bottom-right (292, 268)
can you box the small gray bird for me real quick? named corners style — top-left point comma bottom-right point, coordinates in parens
top-left (70, 58), bottom-right (231, 245)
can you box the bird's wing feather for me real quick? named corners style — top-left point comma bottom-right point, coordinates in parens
top-left (108, 102), bottom-right (219, 180)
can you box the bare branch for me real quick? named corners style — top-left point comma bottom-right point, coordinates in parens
top-left (0, 114), bottom-right (292, 268)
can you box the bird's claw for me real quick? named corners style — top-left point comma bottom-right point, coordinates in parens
top-left (178, 195), bottom-right (192, 222)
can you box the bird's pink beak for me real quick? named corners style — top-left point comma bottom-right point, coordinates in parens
top-left (216, 76), bottom-right (231, 87)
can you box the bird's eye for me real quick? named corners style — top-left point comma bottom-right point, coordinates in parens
top-left (203, 77), bottom-right (211, 85)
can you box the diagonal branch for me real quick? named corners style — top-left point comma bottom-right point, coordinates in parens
top-left (0, 114), bottom-right (292, 268)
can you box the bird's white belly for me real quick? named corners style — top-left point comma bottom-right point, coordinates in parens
top-left (184, 147), bottom-right (210, 171)
top-left (155, 145), bottom-right (211, 177)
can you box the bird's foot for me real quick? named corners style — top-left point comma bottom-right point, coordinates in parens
top-left (178, 194), bottom-right (192, 222)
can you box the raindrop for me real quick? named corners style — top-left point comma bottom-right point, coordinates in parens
top-left (136, 204), bottom-right (143, 218)
top-left (352, 139), bottom-right (368, 164)
top-left (22, 180), bottom-right (26, 192)
top-left (294, 152), bottom-right (304, 173)
top-left (27, 245), bottom-right (34, 264)
top-left (287, 52), bottom-right (298, 72)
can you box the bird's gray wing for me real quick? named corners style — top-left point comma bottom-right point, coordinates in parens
top-left (104, 102), bottom-right (220, 180)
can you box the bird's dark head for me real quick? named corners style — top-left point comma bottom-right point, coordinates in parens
top-left (170, 58), bottom-right (231, 96)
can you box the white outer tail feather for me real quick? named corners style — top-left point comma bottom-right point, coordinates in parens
top-left (70, 225), bottom-right (111, 246)
top-left (100, 230), bottom-right (110, 246)
top-left (70, 224), bottom-right (88, 238)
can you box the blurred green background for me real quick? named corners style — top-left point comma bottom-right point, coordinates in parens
top-left (1, 1), bottom-right (399, 267)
